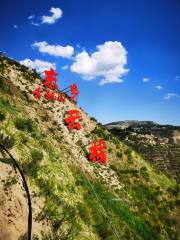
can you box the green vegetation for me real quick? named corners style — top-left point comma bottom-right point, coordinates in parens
top-left (116, 151), bottom-right (122, 158)
top-left (32, 234), bottom-right (39, 240)
top-left (0, 76), bottom-right (8, 93)
top-left (92, 125), bottom-right (111, 140)
top-left (31, 150), bottom-right (43, 162)
top-left (140, 166), bottom-right (149, 180)
top-left (33, 164), bottom-right (81, 239)
top-left (0, 132), bottom-right (15, 149)
top-left (0, 98), bottom-right (15, 113)
top-left (21, 150), bottom-right (44, 177)
top-left (0, 111), bottom-right (5, 121)
top-left (167, 184), bottom-right (180, 197)
top-left (19, 132), bottom-right (29, 144)
top-left (90, 116), bottom-right (97, 122)
top-left (14, 117), bottom-right (34, 132)
top-left (71, 166), bottom-right (162, 240)
top-left (4, 175), bottom-right (17, 187)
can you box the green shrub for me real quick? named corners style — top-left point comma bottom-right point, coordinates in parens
top-left (77, 202), bottom-right (91, 225)
top-left (0, 111), bottom-right (5, 121)
top-left (14, 118), bottom-right (34, 132)
top-left (19, 133), bottom-right (28, 144)
top-left (133, 184), bottom-right (158, 202)
top-left (0, 98), bottom-right (15, 113)
top-left (41, 115), bottom-right (49, 122)
top-left (22, 150), bottom-right (43, 177)
top-left (0, 76), bottom-right (8, 92)
top-left (112, 137), bottom-right (119, 145)
top-left (95, 221), bottom-right (112, 239)
top-left (90, 117), bottom-right (97, 122)
top-left (107, 147), bottom-right (112, 153)
top-left (92, 126), bottom-right (110, 140)
top-left (4, 175), bottom-right (17, 187)
top-left (48, 127), bottom-right (55, 133)
top-left (167, 184), bottom-right (180, 197)
top-left (0, 132), bottom-right (15, 149)
top-left (31, 150), bottom-right (43, 162)
top-left (32, 234), bottom-right (39, 240)
top-left (140, 166), bottom-right (149, 179)
top-left (76, 140), bottom-right (83, 147)
top-left (116, 152), bottom-right (122, 158)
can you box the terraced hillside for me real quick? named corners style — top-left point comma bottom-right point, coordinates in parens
top-left (0, 54), bottom-right (180, 240)
top-left (142, 145), bottom-right (180, 182)
top-left (106, 121), bottom-right (180, 182)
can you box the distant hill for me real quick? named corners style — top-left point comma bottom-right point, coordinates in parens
top-left (105, 120), bottom-right (180, 182)
top-left (105, 120), bottom-right (158, 128)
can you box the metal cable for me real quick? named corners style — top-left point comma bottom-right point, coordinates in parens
top-left (78, 146), bottom-right (121, 240)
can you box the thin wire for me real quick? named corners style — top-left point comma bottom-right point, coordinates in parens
top-left (78, 146), bottom-right (121, 240)
top-left (82, 170), bottom-right (121, 240)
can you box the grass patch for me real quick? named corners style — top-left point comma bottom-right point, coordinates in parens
top-left (14, 117), bottom-right (34, 132)
top-left (31, 149), bottom-right (43, 162)
top-left (33, 165), bottom-right (81, 239)
top-left (0, 76), bottom-right (8, 93)
top-left (71, 166), bottom-right (160, 240)
top-left (93, 182), bottom-right (160, 240)
top-left (0, 98), bottom-right (15, 113)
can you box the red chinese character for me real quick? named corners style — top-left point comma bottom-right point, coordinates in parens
top-left (65, 110), bottom-right (82, 130)
top-left (57, 92), bottom-right (66, 103)
top-left (33, 86), bottom-right (42, 100)
top-left (88, 139), bottom-right (107, 165)
top-left (44, 68), bottom-right (58, 90)
top-left (70, 84), bottom-right (79, 102)
top-left (44, 89), bottom-right (55, 100)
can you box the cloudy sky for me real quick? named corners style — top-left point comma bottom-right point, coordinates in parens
top-left (1, 0), bottom-right (180, 125)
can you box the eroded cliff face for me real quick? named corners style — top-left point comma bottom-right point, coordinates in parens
top-left (0, 54), bottom-right (180, 240)
top-left (106, 121), bottom-right (180, 182)
top-left (0, 162), bottom-right (28, 240)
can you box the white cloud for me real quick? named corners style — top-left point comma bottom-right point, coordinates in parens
top-left (28, 7), bottom-right (62, 26)
top-left (62, 65), bottom-right (69, 70)
top-left (31, 22), bottom-right (40, 26)
top-left (42, 7), bottom-right (62, 24)
top-left (19, 59), bottom-right (56, 73)
top-left (28, 14), bottom-right (40, 26)
top-left (28, 15), bottom-right (35, 20)
top-left (143, 77), bottom-right (150, 82)
top-left (13, 25), bottom-right (18, 29)
top-left (164, 93), bottom-right (180, 100)
top-left (70, 41), bottom-right (129, 85)
top-left (154, 85), bottom-right (163, 90)
top-left (32, 41), bottom-right (74, 59)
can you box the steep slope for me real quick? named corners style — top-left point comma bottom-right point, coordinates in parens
top-left (105, 121), bottom-right (180, 182)
top-left (0, 53), bottom-right (180, 240)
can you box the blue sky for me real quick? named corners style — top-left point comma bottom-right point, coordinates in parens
top-left (0, 0), bottom-right (180, 125)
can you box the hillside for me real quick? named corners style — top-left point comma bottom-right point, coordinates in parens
top-left (105, 121), bottom-right (180, 183)
top-left (0, 53), bottom-right (180, 240)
